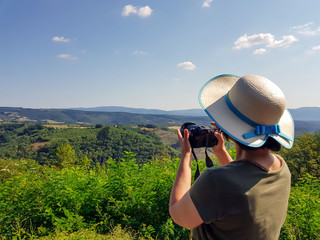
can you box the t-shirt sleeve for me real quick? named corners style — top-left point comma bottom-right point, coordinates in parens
top-left (189, 169), bottom-right (223, 223)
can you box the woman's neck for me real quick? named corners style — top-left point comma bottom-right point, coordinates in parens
top-left (235, 145), bottom-right (281, 171)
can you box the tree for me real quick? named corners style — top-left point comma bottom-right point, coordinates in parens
top-left (280, 132), bottom-right (320, 184)
top-left (56, 143), bottom-right (77, 168)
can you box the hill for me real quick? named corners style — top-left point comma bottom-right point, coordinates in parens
top-left (0, 107), bottom-right (208, 126)
top-left (71, 106), bottom-right (206, 116)
top-left (0, 123), bottom-right (179, 164)
top-left (1, 106), bottom-right (319, 134)
top-left (71, 106), bottom-right (320, 120)
top-left (288, 107), bottom-right (320, 121)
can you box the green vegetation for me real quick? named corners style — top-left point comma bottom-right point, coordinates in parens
top-left (0, 107), bottom-right (207, 126)
top-left (280, 132), bottom-right (320, 184)
top-left (0, 123), bottom-right (179, 165)
top-left (0, 154), bottom-right (193, 239)
top-left (0, 123), bottom-right (319, 239)
top-left (280, 175), bottom-right (320, 240)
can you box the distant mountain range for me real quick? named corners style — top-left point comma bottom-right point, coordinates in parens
top-left (0, 106), bottom-right (319, 135)
top-left (70, 106), bottom-right (206, 117)
top-left (71, 106), bottom-right (320, 121)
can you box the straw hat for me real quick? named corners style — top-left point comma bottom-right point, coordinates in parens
top-left (198, 74), bottom-right (294, 149)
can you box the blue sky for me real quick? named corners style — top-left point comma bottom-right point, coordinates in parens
top-left (1, 0), bottom-right (320, 110)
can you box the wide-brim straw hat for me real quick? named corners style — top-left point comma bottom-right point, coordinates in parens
top-left (199, 74), bottom-right (294, 149)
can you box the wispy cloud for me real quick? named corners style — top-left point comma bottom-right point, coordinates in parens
top-left (52, 36), bottom-right (70, 43)
top-left (312, 45), bottom-right (320, 51)
top-left (177, 61), bottom-right (196, 70)
top-left (233, 33), bottom-right (274, 50)
top-left (306, 45), bottom-right (320, 55)
top-left (122, 5), bottom-right (153, 18)
top-left (57, 54), bottom-right (78, 61)
top-left (291, 22), bottom-right (314, 30)
top-left (133, 50), bottom-right (148, 55)
top-left (291, 22), bottom-right (320, 36)
top-left (233, 33), bottom-right (298, 54)
top-left (202, 0), bottom-right (213, 8)
top-left (267, 35), bottom-right (298, 48)
top-left (253, 48), bottom-right (267, 55)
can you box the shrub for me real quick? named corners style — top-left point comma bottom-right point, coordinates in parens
top-left (280, 174), bottom-right (320, 240)
top-left (0, 154), bottom-right (191, 239)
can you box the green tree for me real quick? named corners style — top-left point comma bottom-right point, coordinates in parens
top-left (280, 132), bottom-right (320, 184)
top-left (56, 143), bottom-right (77, 168)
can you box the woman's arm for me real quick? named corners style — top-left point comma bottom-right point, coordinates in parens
top-left (211, 122), bottom-right (233, 166)
top-left (169, 129), bottom-right (203, 229)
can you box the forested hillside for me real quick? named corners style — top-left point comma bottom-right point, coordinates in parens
top-left (0, 107), bottom-right (207, 126)
top-left (0, 123), bottom-right (179, 165)
top-left (0, 123), bottom-right (319, 239)
top-left (1, 107), bottom-right (320, 134)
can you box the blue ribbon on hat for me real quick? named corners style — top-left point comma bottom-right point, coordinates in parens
top-left (225, 94), bottom-right (292, 141)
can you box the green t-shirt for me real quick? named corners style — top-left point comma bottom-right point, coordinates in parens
top-left (189, 156), bottom-right (291, 240)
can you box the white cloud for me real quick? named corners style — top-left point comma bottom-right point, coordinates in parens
top-left (233, 33), bottom-right (274, 50)
top-left (291, 22), bottom-right (314, 30)
top-left (138, 6), bottom-right (153, 18)
top-left (177, 61), bottom-right (196, 70)
top-left (57, 54), bottom-right (78, 61)
top-left (291, 22), bottom-right (320, 36)
top-left (122, 5), bottom-right (152, 18)
top-left (52, 36), bottom-right (70, 43)
top-left (133, 50), bottom-right (148, 55)
top-left (306, 45), bottom-right (320, 55)
top-left (312, 45), bottom-right (320, 51)
top-left (122, 5), bottom-right (138, 16)
top-left (253, 48), bottom-right (267, 55)
top-left (267, 35), bottom-right (298, 48)
top-left (202, 0), bottom-right (213, 8)
top-left (308, 45), bottom-right (320, 54)
top-left (234, 33), bottom-right (298, 51)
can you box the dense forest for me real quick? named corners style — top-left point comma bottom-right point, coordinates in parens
top-left (1, 107), bottom-right (320, 134)
top-left (0, 123), bottom-right (319, 239)
top-left (0, 123), bottom-right (179, 165)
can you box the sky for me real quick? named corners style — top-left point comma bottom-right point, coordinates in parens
top-left (1, 0), bottom-right (320, 110)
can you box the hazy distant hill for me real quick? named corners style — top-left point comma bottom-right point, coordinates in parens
top-left (288, 107), bottom-right (320, 121)
top-left (1, 106), bottom-right (319, 134)
top-left (0, 107), bottom-right (207, 126)
top-left (71, 106), bottom-right (320, 120)
top-left (71, 106), bottom-right (206, 116)
top-left (294, 120), bottom-right (320, 135)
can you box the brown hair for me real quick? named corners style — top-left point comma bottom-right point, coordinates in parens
top-left (237, 137), bottom-right (281, 152)
top-left (223, 132), bottom-right (281, 152)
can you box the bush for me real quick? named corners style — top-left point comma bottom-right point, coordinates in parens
top-left (38, 225), bottom-right (138, 240)
top-left (0, 154), bottom-right (190, 239)
top-left (280, 175), bottom-right (320, 240)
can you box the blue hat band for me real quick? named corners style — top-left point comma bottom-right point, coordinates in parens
top-left (225, 94), bottom-right (292, 142)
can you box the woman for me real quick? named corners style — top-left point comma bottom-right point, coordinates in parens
top-left (169, 74), bottom-right (294, 240)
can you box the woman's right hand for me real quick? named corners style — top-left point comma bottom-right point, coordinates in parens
top-left (210, 122), bottom-right (233, 165)
top-left (211, 122), bottom-right (226, 153)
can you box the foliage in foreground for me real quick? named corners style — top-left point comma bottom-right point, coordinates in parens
top-left (0, 154), bottom-right (191, 239)
top-left (280, 175), bottom-right (320, 240)
top-left (0, 131), bottom-right (320, 239)
top-left (1, 156), bottom-right (319, 240)
top-left (280, 132), bottom-right (320, 184)
top-left (38, 225), bottom-right (138, 240)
